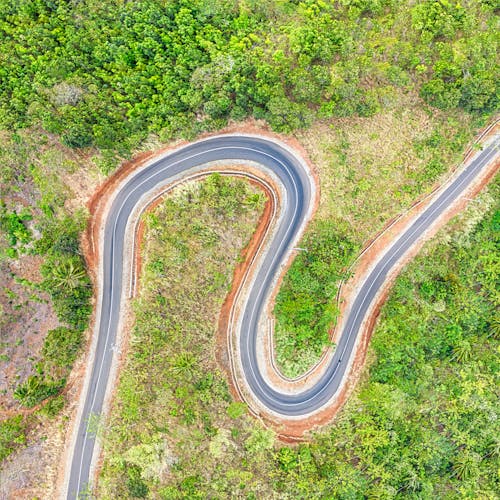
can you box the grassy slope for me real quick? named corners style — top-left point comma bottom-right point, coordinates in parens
top-left (275, 99), bottom-right (479, 377)
top-left (99, 171), bottom-right (499, 498)
top-left (97, 175), bottom-right (278, 499)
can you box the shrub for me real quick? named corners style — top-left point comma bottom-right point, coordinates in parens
top-left (41, 327), bottom-right (82, 372)
top-left (0, 415), bottom-right (27, 461)
top-left (0, 207), bottom-right (32, 249)
top-left (226, 402), bottom-right (247, 419)
top-left (41, 255), bottom-right (92, 331)
top-left (13, 375), bottom-right (64, 408)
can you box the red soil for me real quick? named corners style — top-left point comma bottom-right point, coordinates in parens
top-left (74, 119), bottom-right (499, 452)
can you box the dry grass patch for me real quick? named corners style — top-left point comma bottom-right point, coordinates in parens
top-left (97, 175), bottom-right (282, 498)
top-left (274, 94), bottom-right (478, 377)
top-left (298, 97), bottom-right (474, 239)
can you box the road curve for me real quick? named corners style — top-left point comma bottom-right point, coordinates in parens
top-left (65, 133), bottom-right (499, 498)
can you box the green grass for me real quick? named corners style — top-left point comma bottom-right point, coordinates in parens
top-left (98, 171), bottom-right (499, 498)
top-left (274, 101), bottom-right (484, 377)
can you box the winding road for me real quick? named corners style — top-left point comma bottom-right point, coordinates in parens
top-left (65, 133), bottom-right (499, 498)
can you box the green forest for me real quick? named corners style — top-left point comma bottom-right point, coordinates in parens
top-left (0, 0), bottom-right (498, 497)
top-left (0, 0), bottom-right (497, 158)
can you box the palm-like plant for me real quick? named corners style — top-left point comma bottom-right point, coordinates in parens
top-left (51, 258), bottom-right (86, 290)
top-left (451, 340), bottom-right (472, 363)
top-left (13, 375), bottom-right (39, 402)
top-left (171, 352), bottom-right (197, 379)
top-left (452, 451), bottom-right (480, 480)
top-left (488, 312), bottom-right (500, 340)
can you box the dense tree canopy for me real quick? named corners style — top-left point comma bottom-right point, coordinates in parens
top-left (0, 0), bottom-right (497, 160)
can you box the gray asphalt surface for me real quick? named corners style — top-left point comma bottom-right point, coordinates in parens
top-left (67, 134), bottom-right (499, 498)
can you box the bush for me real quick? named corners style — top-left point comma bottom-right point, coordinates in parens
top-left (226, 402), bottom-right (247, 419)
top-left (61, 124), bottom-right (93, 149)
top-left (0, 207), bottom-right (32, 249)
top-left (39, 394), bottom-right (66, 418)
top-left (274, 221), bottom-right (357, 375)
top-left (126, 466), bottom-right (149, 498)
top-left (34, 212), bottom-right (86, 256)
top-left (0, 415), bottom-right (27, 461)
top-left (13, 375), bottom-right (64, 408)
top-left (42, 327), bottom-right (82, 372)
top-left (41, 255), bottom-right (92, 331)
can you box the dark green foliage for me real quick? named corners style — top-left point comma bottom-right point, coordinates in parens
top-left (99, 164), bottom-right (499, 497)
top-left (98, 177), bottom-right (266, 497)
top-left (34, 210), bottom-right (92, 331)
top-left (180, 475), bottom-right (202, 497)
top-left (33, 212), bottom-right (86, 256)
top-left (414, 4), bottom-right (498, 113)
top-left (0, 0), bottom-right (496, 155)
top-left (0, 0), bottom-right (497, 485)
top-left (0, 416), bottom-right (27, 461)
top-left (276, 446), bottom-right (299, 472)
top-left (61, 124), bottom-right (94, 149)
top-left (13, 375), bottom-right (64, 408)
top-left (6, 212), bottom-right (91, 416)
top-left (412, 0), bottom-right (466, 40)
top-left (39, 394), bottom-right (66, 418)
top-left (41, 327), bottom-right (82, 371)
top-left (40, 254), bottom-right (92, 331)
top-left (126, 466), bottom-right (149, 498)
top-left (274, 221), bottom-right (357, 374)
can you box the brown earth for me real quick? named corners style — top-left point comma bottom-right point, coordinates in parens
top-left (0, 255), bottom-right (58, 412)
top-left (75, 118), bottom-right (499, 451)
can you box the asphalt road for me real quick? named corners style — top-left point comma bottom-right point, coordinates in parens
top-left (66, 134), bottom-right (499, 498)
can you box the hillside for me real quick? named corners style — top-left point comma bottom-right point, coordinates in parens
top-left (0, 1), bottom-right (498, 498)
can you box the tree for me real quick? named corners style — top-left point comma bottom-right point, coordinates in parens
top-left (49, 258), bottom-right (87, 291)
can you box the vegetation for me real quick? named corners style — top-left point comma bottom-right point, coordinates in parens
top-left (0, 134), bottom-right (91, 409)
top-left (0, 1), bottom-right (496, 161)
top-left (13, 375), bottom-right (63, 409)
top-left (0, 135), bottom-right (92, 461)
top-left (0, 206), bottom-right (32, 257)
top-left (0, 416), bottom-right (27, 462)
top-left (40, 253), bottom-right (92, 331)
top-left (13, 326), bottom-right (83, 408)
top-left (0, 0), bottom-right (496, 380)
top-left (100, 171), bottom-right (499, 497)
top-left (98, 175), bottom-right (270, 498)
top-left (274, 221), bottom-right (357, 377)
top-left (0, 0), bottom-right (497, 493)
top-left (274, 104), bottom-right (485, 376)
top-left (271, 178), bottom-right (500, 498)
top-left (9, 211), bottom-right (91, 408)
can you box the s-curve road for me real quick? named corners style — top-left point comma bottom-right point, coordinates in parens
top-left (66, 133), bottom-right (499, 498)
